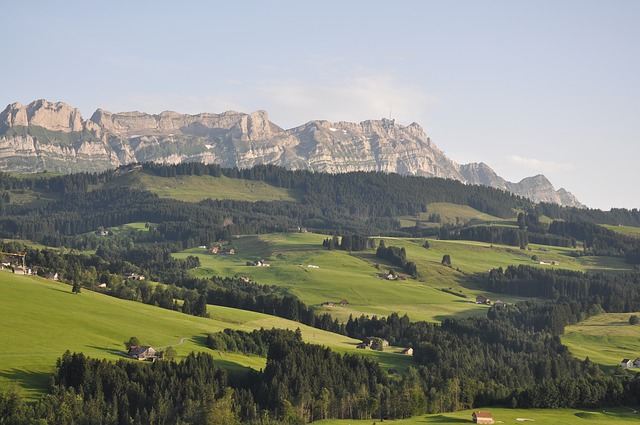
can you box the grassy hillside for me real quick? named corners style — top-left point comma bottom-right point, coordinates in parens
top-left (399, 202), bottom-right (508, 228)
top-left (563, 312), bottom-right (640, 370)
top-left (316, 406), bottom-right (640, 424)
top-left (175, 232), bottom-right (634, 323)
top-left (604, 224), bottom-right (640, 238)
top-left (0, 272), bottom-right (412, 401)
top-left (105, 170), bottom-right (303, 202)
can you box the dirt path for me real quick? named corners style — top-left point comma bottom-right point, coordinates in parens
top-left (157, 337), bottom-right (188, 350)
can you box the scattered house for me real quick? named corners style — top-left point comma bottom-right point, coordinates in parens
top-left (97, 283), bottom-right (107, 288)
top-left (210, 245), bottom-right (235, 255)
top-left (363, 337), bottom-right (389, 350)
top-left (401, 347), bottom-right (414, 356)
top-left (621, 358), bottom-right (634, 368)
top-left (125, 273), bottom-right (145, 280)
top-left (13, 266), bottom-right (32, 275)
top-left (339, 299), bottom-right (349, 306)
top-left (46, 272), bottom-right (59, 281)
top-left (634, 358), bottom-right (640, 368)
top-left (321, 301), bottom-right (335, 307)
top-left (378, 272), bottom-right (396, 280)
top-left (493, 300), bottom-right (506, 309)
top-left (472, 411), bottom-right (494, 424)
top-left (128, 346), bottom-right (157, 361)
top-left (475, 296), bottom-right (490, 305)
top-left (252, 260), bottom-right (271, 267)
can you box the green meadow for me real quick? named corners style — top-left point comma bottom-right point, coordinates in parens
top-left (604, 224), bottom-right (640, 238)
top-left (106, 171), bottom-right (302, 203)
top-left (315, 406), bottom-right (640, 424)
top-left (563, 312), bottom-right (640, 370)
top-left (175, 232), bottom-right (634, 323)
top-left (0, 272), bottom-right (413, 401)
top-left (399, 202), bottom-right (507, 227)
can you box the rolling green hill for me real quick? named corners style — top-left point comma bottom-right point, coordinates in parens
top-left (0, 271), bottom-right (412, 401)
top-left (563, 312), bottom-right (640, 370)
top-left (104, 170), bottom-right (303, 203)
top-left (316, 406), bottom-right (640, 424)
top-left (175, 232), bottom-right (634, 323)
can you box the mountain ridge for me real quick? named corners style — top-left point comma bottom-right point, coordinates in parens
top-left (0, 99), bottom-right (583, 207)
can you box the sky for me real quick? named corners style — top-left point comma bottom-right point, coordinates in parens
top-left (3, 0), bottom-right (639, 210)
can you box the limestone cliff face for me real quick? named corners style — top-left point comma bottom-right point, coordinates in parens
top-left (0, 99), bottom-right (583, 207)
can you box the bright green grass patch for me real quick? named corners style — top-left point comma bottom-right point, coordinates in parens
top-left (603, 224), bottom-right (640, 238)
top-left (315, 406), bottom-right (640, 424)
top-left (0, 272), bottom-right (411, 400)
top-left (176, 233), bottom-right (635, 323)
top-left (112, 171), bottom-right (302, 203)
top-left (400, 202), bottom-right (510, 227)
top-left (563, 312), bottom-right (640, 369)
top-left (175, 234), bottom-right (522, 323)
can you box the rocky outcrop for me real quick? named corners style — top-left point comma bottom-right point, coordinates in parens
top-left (0, 99), bottom-right (583, 207)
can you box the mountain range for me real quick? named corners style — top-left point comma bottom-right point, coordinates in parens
top-left (0, 99), bottom-right (583, 207)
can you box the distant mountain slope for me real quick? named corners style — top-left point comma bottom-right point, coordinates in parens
top-left (0, 99), bottom-right (583, 207)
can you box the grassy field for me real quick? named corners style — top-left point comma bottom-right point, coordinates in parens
top-left (315, 406), bottom-right (640, 424)
top-left (399, 202), bottom-right (508, 228)
top-left (0, 272), bottom-right (413, 401)
top-left (604, 224), bottom-right (640, 238)
top-left (563, 312), bottom-right (640, 370)
top-left (106, 171), bottom-right (303, 203)
top-left (175, 233), bottom-right (634, 323)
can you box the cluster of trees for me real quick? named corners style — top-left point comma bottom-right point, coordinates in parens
top-left (207, 328), bottom-right (302, 357)
top-left (322, 234), bottom-right (375, 251)
top-left (487, 265), bottom-right (640, 313)
top-left (375, 240), bottom-right (418, 276)
top-left (548, 221), bottom-right (640, 261)
top-left (441, 225), bottom-right (529, 248)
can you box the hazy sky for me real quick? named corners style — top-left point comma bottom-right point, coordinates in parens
top-left (3, 1), bottom-right (639, 210)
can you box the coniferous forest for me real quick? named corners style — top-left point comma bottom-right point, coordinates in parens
top-left (3, 163), bottom-right (640, 423)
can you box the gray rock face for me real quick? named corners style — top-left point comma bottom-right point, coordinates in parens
top-left (0, 99), bottom-right (583, 207)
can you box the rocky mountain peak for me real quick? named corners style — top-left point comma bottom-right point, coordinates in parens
top-left (0, 99), bottom-right (84, 132)
top-left (0, 99), bottom-right (584, 207)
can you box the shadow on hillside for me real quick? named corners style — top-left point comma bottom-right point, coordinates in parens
top-left (424, 414), bottom-right (468, 423)
top-left (86, 345), bottom-right (129, 357)
top-left (0, 368), bottom-right (51, 393)
top-left (191, 334), bottom-right (209, 348)
top-left (458, 272), bottom-right (487, 291)
top-left (46, 285), bottom-right (76, 295)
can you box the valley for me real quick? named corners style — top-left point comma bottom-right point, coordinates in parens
top-left (1, 163), bottom-right (640, 423)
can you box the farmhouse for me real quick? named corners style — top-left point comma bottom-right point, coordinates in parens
top-left (475, 296), bottom-right (490, 304)
top-left (13, 266), bottom-right (32, 275)
top-left (621, 359), bottom-right (634, 368)
top-left (362, 337), bottom-right (389, 350)
top-left (401, 347), bottom-right (413, 355)
top-left (493, 300), bottom-right (505, 309)
top-left (128, 346), bottom-right (157, 361)
top-left (472, 411), bottom-right (494, 424)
